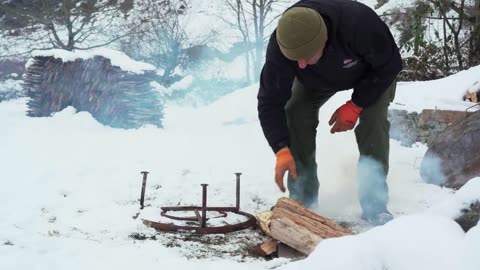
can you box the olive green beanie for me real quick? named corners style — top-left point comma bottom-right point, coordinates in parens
top-left (276, 7), bottom-right (327, 61)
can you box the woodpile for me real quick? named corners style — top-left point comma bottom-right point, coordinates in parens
top-left (255, 197), bottom-right (351, 257)
top-left (463, 90), bottom-right (479, 103)
top-left (255, 197), bottom-right (480, 258)
top-left (463, 81), bottom-right (480, 103)
top-left (24, 55), bottom-right (164, 129)
top-left (420, 109), bottom-right (480, 189)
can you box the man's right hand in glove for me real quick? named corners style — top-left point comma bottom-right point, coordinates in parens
top-left (275, 147), bottom-right (297, 192)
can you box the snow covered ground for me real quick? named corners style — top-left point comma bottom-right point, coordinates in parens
top-left (1, 0), bottom-right (480, 267)
top-left (1, 54), bottom-right (479, 269)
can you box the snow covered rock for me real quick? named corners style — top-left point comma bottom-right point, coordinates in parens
top-left (420, 109), bottom-right (480, 189)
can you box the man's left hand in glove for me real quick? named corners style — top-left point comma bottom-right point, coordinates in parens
top-left (328, 100), bottom-right (363, 133)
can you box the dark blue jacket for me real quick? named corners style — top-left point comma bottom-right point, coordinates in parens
top-left (257, 0), bottom-right (402, 153)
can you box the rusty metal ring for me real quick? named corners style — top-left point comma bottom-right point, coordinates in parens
top-left (143, 209), bottom-right (257, 234)
top-left (161, 208), bottom-right (228, 221)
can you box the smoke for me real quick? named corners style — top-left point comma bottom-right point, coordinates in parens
top-left (388, 109), bottom-right (418, 147)
top-left (420, 154), bottom-right (447, 185)
top-left (286, 160), bottom-right (320, 210)
top-left (357, 156), bottom-right (389, 216)
top-left (388, 109), bottom-right (447, 187)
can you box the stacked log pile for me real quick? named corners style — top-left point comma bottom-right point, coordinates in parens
top-left (255, 197), bottom-right (352, 257)
top-left (24, 55), bottom-right (164, 129)
top-left (255, 198), bottom-right (479, 258)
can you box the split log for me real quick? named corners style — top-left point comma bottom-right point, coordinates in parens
top-left (254, 239), bottom-right (278, 257)
top-left (277, 242), bottom-right (306, 259)
top-left (256, 197), bottom-right (351, 255)
top-left (256, 210), bottom-right (273, 237)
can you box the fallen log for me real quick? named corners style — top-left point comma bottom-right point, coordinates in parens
top-left (256, 197), bottom-right (351, 255)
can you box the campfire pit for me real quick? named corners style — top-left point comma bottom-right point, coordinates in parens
top-left (140, 172), bottom-right (257, 234)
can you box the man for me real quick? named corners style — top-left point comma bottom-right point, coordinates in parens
top-left (257, 0), bottom-right (402, 226)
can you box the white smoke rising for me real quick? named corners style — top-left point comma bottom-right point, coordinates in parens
top-left (420, 154), bottom-right (447, 185)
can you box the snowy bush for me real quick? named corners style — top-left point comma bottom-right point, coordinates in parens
top-left (0, 78), bottom-right (24, 102)
top-left (386, 1), bottom-right (480, 80)
top-left (0, 58), bottom-right (26, 102)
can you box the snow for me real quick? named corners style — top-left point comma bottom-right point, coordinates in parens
top-left (391, 65), bottom-right (480, 113)
top-left (466, 81), bottom-right (480, 93)
top-left (29, 48), bottom-right (156, 74)
top-left (1, 0), bottom-right (480, 269)
top-left (428, 178), bottom-right (480, 219)
top-left (1, 63), bottom-right (479, 268)
top-left (283, 214), bottom-right (473, 270)
top-left (196, 56), bottom-right (250, 82)
top-left (0, 78), bottom-right (23, 93)
top-left (182, 1), bottom-right (235, 53)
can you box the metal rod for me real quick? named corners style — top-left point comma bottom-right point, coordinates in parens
top-left (143, 210), bottom-right (257, 234)
top-left (235, 172), bottom-right (242, 211)
top-left (161, 206), bottom-right (237, 212)
top-left (466, 103), bottom-right (480, 117)
top-left (194, 210), bottom-right (203, 224)
top-left (140, 171), bottom-right (149, 209)
top-left (201, 184), bottom-right (208, 228)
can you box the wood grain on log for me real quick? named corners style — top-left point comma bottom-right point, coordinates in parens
top-left (256, 197), bottom-right (351, 255)
top-left (270, 216), bottom-right (324, 255)
top-left (256, 211), bottom-right (273, 236)
top-left (274, 198), bottom-right (351, 237)
top-left (255, 239), bottom-right (278, 257)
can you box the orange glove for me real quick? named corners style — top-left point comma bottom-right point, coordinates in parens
top-left (275, 147), bottom-right (297, 192)
top-left (328, 100), bottom-right (363, 134)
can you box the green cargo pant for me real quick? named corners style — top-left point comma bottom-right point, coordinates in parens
top-left (285, 78), bottom-right (396, 216)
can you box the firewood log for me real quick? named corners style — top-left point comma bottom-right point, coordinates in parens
top-left (256, 197), bottom-right (351, 255)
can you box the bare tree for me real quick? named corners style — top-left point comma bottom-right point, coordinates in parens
top-left (223, 0), bottom-right (288, 83)
top-left (0, 0), bottom-right (142, 56)
top-left (225, 0), bottom-right (253, 82)
top-left (119, 0), bottom-right (216, 81)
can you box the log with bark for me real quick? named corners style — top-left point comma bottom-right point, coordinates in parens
top-left (256, 197), bottom-right (351, 256)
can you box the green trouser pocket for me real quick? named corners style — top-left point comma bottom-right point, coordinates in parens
top-left (355, 80), bottom-right (397, 216)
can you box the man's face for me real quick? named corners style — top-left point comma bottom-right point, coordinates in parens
top-left (297, 45), bottom-right (326, 69)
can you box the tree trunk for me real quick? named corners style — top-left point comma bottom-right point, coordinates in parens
top-left (254, 0), bottom-right (264, 82)
top-left (442, 17), bottom-right (450, 71)
top-left (235, 0), bottom-right (251, 83)
top-left (254, 25), bottom-right (263, 82)
top-left (471, 0), bottom-right (480, 65)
